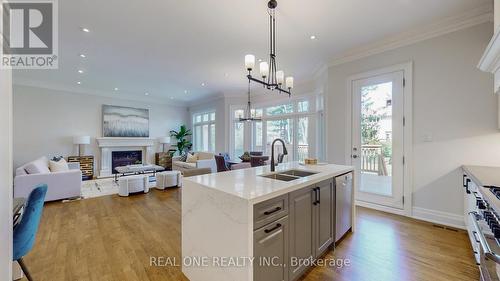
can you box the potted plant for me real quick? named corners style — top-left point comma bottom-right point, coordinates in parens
top-left (170, 125), bottom-right (192, 155)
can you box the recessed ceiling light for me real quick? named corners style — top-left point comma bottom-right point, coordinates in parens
top-left (170, 97), bottom-right (174, 100)
top-left (258, 58), bottom-right (263, 62)
top-left (144, 92), bottom-right (149, 96)
top-left (77, 81), bottom-right (81, 85)
top-left (82, 27), bottom-right (90, 33)
top-left (184, 90), bottom-right (188, 94)
top-left (114, 87), bottom-right (119, 91)
top-left (79, 54), bottom-right (86, 58)
top-left (224, 73), bottom-right (229, 77)
top-left (201, 82), bottom-right (206, 87)
top-left (78, 70), bottom-right (84, 74)
top-left (310, 35), bottom-right (317, 40)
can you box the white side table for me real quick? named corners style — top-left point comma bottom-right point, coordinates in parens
top-left (156, 170), bottom-right (182, 190)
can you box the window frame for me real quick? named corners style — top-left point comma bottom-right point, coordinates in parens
top-left (229, 97), bottom-right (317, 160)
top-left (192, 110), bottom-right (216, 152)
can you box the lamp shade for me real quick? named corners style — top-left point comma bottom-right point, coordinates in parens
top-left (260, 61), bottom-right (269, 78)
top-left (245, 54), bottom-right (255, 71)
top-left (73, 136), bottom-right (90, 145)
top-left (158, 136), bottom-right (171, 144)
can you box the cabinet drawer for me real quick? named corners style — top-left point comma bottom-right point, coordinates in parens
top-left (254, 194), bottom-right (289, 230)
top-left (254, 216), bottom-right (289, 281)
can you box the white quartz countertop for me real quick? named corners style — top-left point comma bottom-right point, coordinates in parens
top-left (462, 165), bottom-right (500, 187)
top-left (184, 162), bottom-right (354, 204)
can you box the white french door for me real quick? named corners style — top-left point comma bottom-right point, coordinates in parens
top-left (351, 70), bottom-right (405, 209)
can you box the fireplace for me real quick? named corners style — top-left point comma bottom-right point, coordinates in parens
top-left (112, 150), bottom-right (142, 174)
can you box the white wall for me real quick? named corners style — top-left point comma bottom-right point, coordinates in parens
top-left (0, 65), bottom-right (13, 281)
top-left (325, 22), bottom-right (500, 218)
top-left (188, 97), bottom-right (230, 153)
top-left (13, 85), bottom-right (189, 172)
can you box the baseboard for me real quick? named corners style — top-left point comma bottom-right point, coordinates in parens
top-left (412, 207), bottom-right (465, 230)
top-left (355, 200), bottom-right (407, 216)
top-left (355, 200), bottom-right (466, 230)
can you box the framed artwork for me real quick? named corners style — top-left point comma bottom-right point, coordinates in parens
top-left (102, 105), bottom-right (149, 137)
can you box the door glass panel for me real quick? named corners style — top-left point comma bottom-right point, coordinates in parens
top-left (266, 119), bottom-right (293, 161)
top-left (209, 124), bottom-right (215, 152)
top-left (359, 82), bottom-right (392, 196)
top-left (253, 121), bottom-right (263, 152)
top-left (195, 125), bottom-right (202, 151)
top-left (297, 117), bottom-right (309, 162)
top-left (234, 122), bottom-right (244, 157)
top-left (202, 124), bottom-right (209, 151)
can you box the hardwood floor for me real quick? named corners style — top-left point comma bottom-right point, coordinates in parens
top-left (23, 188), bottom-right (479, 281)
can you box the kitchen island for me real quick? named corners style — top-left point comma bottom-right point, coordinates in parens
top-left (182, 162), bottom-right (354, 281)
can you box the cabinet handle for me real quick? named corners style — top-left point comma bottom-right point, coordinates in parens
top-left (264, 207), bottom-right (282, 215)
top-left (317, 187), bottom-right (321, 204)
top-left (465, 179), bottom-right (471, 194)
top-left (313, 188), bottom-right (319, 205)
top-left (264, 223), bottom-right (282, 234)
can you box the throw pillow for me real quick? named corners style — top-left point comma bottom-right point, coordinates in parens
top-left (186, 153), bottom-right (198, 163)
top-left (239, 152), bottom-right (251, 162)
top-left (25, 158), bottom-right (51, 174)
top-left (178, 153), bottom-right (188, 162)
top-left (49, 158), bottom-right (70, 172)
top-left (51, 155), bottom-right (64, 162)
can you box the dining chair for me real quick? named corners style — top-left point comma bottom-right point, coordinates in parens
top-left (215, 155), bottom-right (230, 172)
top-left (13, 184), bottom-right (48, 281)
top-left (250, 156), bottom-right (267, 167)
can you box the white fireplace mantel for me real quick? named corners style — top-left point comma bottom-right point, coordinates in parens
top-left (96, 138), bottom-right (157, 177)
top-left (96, 137), bottom-right (155, 148)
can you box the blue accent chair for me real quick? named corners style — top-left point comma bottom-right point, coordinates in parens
top-left (13, 184), bottom-right (48, 281)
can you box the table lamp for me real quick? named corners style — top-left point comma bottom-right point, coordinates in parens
top-left (73, 136), bottom-right (90, 156)
top-left (158, 136), bottom-right (171, 152)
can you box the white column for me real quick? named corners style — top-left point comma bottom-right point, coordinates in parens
top-left (0, 62), bottom-right (13, 279)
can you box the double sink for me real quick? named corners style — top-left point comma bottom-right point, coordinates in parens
top-left (260, 169), bottom-right (318, 181)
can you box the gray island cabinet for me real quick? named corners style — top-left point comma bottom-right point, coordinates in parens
top-left (182, 162), bottom-right (354, 281)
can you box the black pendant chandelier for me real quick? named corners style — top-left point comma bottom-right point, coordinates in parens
top-left (239, 80), bottom-right (262, 122)
top-left (244, 0), bottom-right (294, 97)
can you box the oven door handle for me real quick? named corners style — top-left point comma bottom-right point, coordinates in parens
top-left (469, 212), bottom-right (500, 264)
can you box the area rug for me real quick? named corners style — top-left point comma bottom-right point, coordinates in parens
top-left (81, 178), bottom-right (119, 199)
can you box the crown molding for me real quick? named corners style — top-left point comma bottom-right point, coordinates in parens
top-left (13, 77), bottom-right (189, 107)
top-left (329, 3), bottom-right (493, 67)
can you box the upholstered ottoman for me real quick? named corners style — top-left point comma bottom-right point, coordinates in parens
top-left (156, 170), bottom-right (182, 190)
top-left (118, 175), bottom-right (149, 196)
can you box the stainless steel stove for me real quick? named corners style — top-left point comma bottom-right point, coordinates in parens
top-left (464, 173), bottom-right (500, 281)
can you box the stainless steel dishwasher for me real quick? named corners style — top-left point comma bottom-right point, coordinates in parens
top-left (335, 172), bottom-right (353, 242)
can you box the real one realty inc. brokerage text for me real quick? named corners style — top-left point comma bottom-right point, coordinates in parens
top-left (150, 256), bottom-right (351, 268)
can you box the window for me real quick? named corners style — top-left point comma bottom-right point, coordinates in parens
top-left (193, 111), bottom-right (216, 152)
top-left (266, 104), bottom-right (293, 116)
top-left (230, 98), bottom-right (314, 161)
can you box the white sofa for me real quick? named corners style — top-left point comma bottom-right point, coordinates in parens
top-left (14, 156), bottom-right (82, 201)
top-left (172, 151), bottom-right (216, 173)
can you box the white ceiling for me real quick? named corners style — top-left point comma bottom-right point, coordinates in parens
top-left (13, 0), bottom-right (492, 103)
